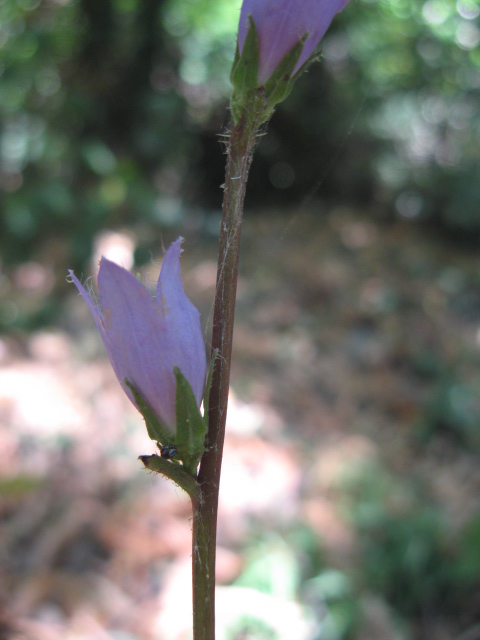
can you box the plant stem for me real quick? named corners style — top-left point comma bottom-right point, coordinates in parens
top-left (191, 106), bottom-right (262, 640)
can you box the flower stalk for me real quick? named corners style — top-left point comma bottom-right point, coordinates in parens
top-left (192, 100), bottom-right (265, 640)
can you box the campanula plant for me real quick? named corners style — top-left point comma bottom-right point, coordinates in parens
top-left (71, 1), bottom-right (350, 638)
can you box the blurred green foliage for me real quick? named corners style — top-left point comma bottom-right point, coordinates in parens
top-left (417, 373), bottom-right (480, 447)
top-left (0, 473), bottom-right (44, 498)
top-left (1, 0), bottom-right (480, 274)
top-left (0, 0), bottom-right (194, 270)
top-left (341, 460), bottom-right (480, 620)
top-left (230, 533), bottom-right (359, 639)
top-left (260, 0), bottom-right (480, 225)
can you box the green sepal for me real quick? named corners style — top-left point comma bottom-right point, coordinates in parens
top-left (174, 366), bottom-right (207, 476)
top-left (262, 33), bottom-right (307, 116)
top-left (294, 45), bottom-right (323, 79)
top-left (230, 15), bottom-right (260, 121)
top-left (202, 349), bottom-right (218, 431)
top-left (125, 379), bottom-right (174, 445)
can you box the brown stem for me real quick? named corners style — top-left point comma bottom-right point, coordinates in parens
top-left (191, 108), bottom-right (261, 640)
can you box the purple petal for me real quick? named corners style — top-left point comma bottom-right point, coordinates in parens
top-left (69, 268), bottom-right (140, 418)
top-left (97, 257), bottom-right (179, 429)
top-left (156, 238), bottom-right (207, 407)
top-left (68, 270), bottom-right (117, 367)
top-left (238, 0), bottom-right (350, 83)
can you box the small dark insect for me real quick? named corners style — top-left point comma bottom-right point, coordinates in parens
top-left (160, 445), bottom-right (178, 460)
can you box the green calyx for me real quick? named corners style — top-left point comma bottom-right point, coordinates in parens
top-left (230, 16), bottom-right (312, 125)
top-left (230, 15), bottom-right (261, 122)
top-left (128, 350), bottom-right (218, 482)
top-left (173, 366), bottom-right (207, 476)
top-left (126, 379), bottom-right (173, 445)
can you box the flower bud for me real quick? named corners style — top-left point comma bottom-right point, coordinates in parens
top-left (239, 0), bottom-right (350, 83)
top-left (231, 0), bottom-right (350, 122)
top-left (69, 238), bottom-right (207, 433)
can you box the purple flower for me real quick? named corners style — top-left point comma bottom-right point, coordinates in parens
top-left (69, 238), bottom-right (206, 431)
top-left (238, 0), bottom-right (350, 84)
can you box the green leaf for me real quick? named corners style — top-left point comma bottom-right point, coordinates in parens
top-left (125, 379), bottom-right (173, 445)
top-left (174, 367), bottom-right (207, 475)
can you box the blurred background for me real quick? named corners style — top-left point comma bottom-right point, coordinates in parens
top-left (1, 0), bottom-right (480, 638)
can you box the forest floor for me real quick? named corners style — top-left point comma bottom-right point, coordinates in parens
top-left (1, 208), bottom-right (480, 640)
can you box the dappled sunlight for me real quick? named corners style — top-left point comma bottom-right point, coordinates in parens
top-left (92, 232), bottom-right (136, 272)
top-left (220, 433), bottom-right (301, 523)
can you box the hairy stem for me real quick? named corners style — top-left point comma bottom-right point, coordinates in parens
top-left (192, 106), bottom-right (262, 640)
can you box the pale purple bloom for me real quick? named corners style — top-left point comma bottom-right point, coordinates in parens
top-left (238, 0), bottom-right (350, 84)
top-left (69, 238), bottom-right (206, 431)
